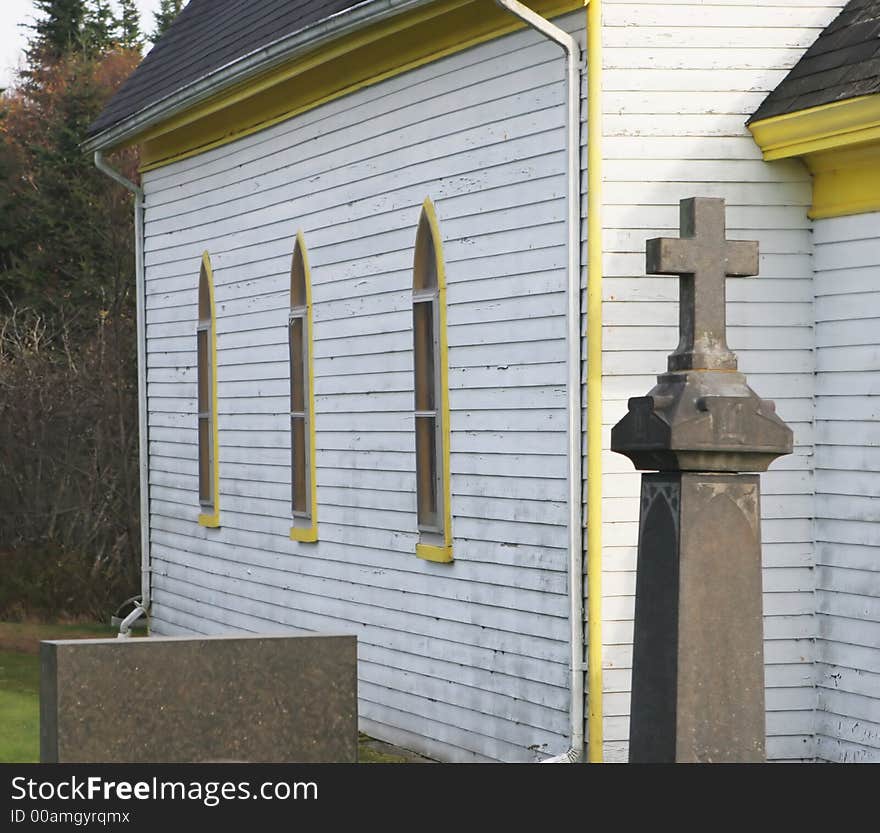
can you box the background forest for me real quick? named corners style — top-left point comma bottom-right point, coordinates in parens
top-left (0, 1), bottom-right (183, 620)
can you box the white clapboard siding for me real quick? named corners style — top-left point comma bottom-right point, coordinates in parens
top-left (141, 13), bottom-right (589, 763)
top-left (596, 1), bottom-right (846, 762)
top-left (812, 213), bottom-right (880, 763)
top-left (141, 2), bottom-right (858, 764)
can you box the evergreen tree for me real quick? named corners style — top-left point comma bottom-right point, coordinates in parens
top-left (82, 0), bottom-right (115, 55)
top-left (29, 0), bottom-right (87, 61)
top-left (151, 0), bottom-right (184, 43)
top-left (116, 0), bottom-right (143, 50)
top-left (0, 50), bottom-right (140, 316)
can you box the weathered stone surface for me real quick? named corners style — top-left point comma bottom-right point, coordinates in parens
top-left (646, 196), bottom-right (758, 374)
top-left (613, 196), bottom-right (792, 763)
top-left (612, 197), bottom-right (792, 474)
top-left (611, 368), bottom-right (793, 473)
top-left (40, 634), bottom-right (357, 763)
top-left (629, 474), bottom-right (766, 763)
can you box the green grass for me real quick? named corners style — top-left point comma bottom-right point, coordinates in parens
top-left (0, 651), bottom-right (40, 763)
top-left (0, 621), bottom-right (115, 763)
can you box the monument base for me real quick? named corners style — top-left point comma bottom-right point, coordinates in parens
top-left (629, 472), bottom-right (766, 763)
top-left (41, 633), bottom-right (357, 763)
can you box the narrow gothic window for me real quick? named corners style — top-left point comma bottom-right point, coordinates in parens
top-left (413, 200), bottom-right (452, 563)
top-left (289, 232), bottom-right (318, 542)
top-left (197, 252), bottom-right (219, 527)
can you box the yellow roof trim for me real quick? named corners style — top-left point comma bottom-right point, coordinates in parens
top-left (749, 94), bottom-right (880, 161)
top-left (133, 0), bottom-right (583, 171)
top-left (750, 93), bottom-right (880, 219)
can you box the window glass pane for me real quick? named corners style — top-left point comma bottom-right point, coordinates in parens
top-left (414, 217), bottom-right (437, 292)
top-left (290, 318), bottom-right (305, 412)
top-left (198, 417), bottom-right (212, 505)
top-left (197, 328), bottom-right (209, 412)
top-left (199, 266), bottom-right (211, 320)
top-left (415, 415), bottom-right (438, 529)
top-left (292, 416), bottom-right (309, 516)
top-left (413, 301), bottom-right (435, 412)
top-left (291, 249), bottom-right (307, 308)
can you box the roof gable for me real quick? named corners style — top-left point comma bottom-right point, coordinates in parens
top-left (751, 0), bottom-right (880, 123)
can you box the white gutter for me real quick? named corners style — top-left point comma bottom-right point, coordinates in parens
top-left (83, 0), bottom-right (441, 153)
top-left (94, 150), bottom-right (150, 635)
top-left (493, 0), bottom-right (584, 764)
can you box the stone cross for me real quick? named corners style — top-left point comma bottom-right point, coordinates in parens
top-left (647, 197), bottom-right (759, 372)
top-left (611, 196), bottom-right (793, 763)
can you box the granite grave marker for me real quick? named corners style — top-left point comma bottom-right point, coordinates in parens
top-left (611, 197), bottom-right (793, 762)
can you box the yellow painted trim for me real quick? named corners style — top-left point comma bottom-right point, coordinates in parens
top-left (749, 93), bottom-right (880, 219)
top-left (198, 250), bottom-right (221, 528)
top-left (585, 0), bottom-right (604, 764)
top-left (133, 0), bottom-right (583, 171)
top-left (749, 94), bottom-right (880, 161)
top-left (289, 230), bottom-right (319, 543)
top-left (415, 543), bottom-right (454, 563)
top-left (416, 197), bottom-right (453, 565)
top-left (806, 143), bottom-right (880, 219)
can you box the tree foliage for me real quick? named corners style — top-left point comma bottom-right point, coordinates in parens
top-left (0, 2), bottom-right (144, 620)
top-left (151, 0), bottom-right (185, 43)
top-left (116, 0), bottom-right (143, 50)
top-left (28, 1), bottom-right (145, 62)
top-left (29, 0), bottom-right (88, 62)
top-left (0, 49), bottom-right (140, 327)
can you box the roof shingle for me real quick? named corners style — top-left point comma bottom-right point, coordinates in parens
top-left (89, 0), bottom-right (365, 138)
top-left (750, 0), bottom-right (880, 123)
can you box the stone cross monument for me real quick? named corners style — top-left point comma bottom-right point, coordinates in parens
top-left (611, 197), bottom-right (793, 763)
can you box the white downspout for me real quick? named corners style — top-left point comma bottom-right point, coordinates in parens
top-left (94, 150), bottom-right (150, 637)
top-left (493, 0), bottom-right (584, 763)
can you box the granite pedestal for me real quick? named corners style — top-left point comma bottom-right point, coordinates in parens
top-left (40, 633), bottom-right (357, 763)
top-left (631, 473), bottom-right (765, 762)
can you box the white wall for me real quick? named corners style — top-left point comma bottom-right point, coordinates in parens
top-left (813, 212), bottom-right (880, 763)
top-left (597, 0), bottom-right (846, 762)
top-left (142, 17), bottom-right (583, 763)
top-left (138, 1), bottom-right (871, 764)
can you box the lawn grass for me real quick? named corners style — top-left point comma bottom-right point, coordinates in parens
top-left (0, 621), bottom-right (115, 763)
top-left (0, 651), bottom-right (40, 763)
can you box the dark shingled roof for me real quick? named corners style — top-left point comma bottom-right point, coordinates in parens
top-left (88, 0), bottom-right (366, 137)
top-left (751, 0), bottom-right (880, 123)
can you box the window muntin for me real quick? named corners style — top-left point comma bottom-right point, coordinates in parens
top-left (289, 232), bottom-right (318, 542)
top-left (413, 199), bottom-right (452, 563)
top-left (197, 252), bottom-right (220, 527)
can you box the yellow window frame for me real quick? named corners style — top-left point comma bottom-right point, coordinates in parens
top-left (198, 251), bottom-right (221, 528)
top-left (289, 230), bottom-right (319, 543)
top-left (413, 198), bottom-right (453, 564)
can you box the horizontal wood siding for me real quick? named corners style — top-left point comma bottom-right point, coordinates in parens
top-left (142, 15), bottom-right (587, 763)
top-left (813, 213), bottom-right (880, 764)
top-left (598, 1), bottom-right (846, 762)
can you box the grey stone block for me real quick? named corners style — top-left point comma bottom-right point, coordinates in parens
top-left (40, 633), bottom-right (357, 763)
top-left (629, 474), bottom-right (766, 762)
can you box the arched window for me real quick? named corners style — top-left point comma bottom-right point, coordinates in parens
top-left (197, 251), bottom-right (220, 527)
top-left (289, 231), bottom-right (318, 542)
top-left (413, 199), bottom-right (452, 563)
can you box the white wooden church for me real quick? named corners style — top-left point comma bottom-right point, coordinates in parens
top-left (87, 0), bottom-right (879, 763)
